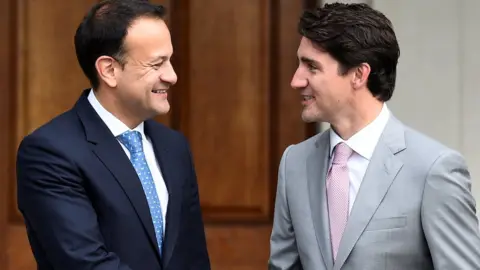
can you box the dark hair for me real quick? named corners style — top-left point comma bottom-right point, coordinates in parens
top-left (74, 0), bottom-right (166, 89)
top-left (298, 3), bottom-right (400, 101)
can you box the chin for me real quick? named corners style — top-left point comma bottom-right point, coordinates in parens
top-left (149, 100), bottom-right (170, 114)
top-left (155, 105), bottom-right (170, 115)
top-left (301, 115), bottom-right (315, 123)
top-left (301, 110), bottom-right (322, 123)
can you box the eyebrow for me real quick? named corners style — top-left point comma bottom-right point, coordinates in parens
top-left (150, 55), bottom-right (169, 64)
top-left (300, 56), bottom-right (321, 68)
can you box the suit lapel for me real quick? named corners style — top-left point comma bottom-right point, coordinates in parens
top-left (91, 140), bottom-right (163, 257)
top-left (307, 131), bottom-right (334, 269)
top-left (333, 116), bottom-right (406, 270)
top-left (144, 120), bottom-right (182, 269)
top-left (75, 91), bottom-right (162, 263)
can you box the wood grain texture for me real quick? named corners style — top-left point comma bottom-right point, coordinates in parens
top-left (7, 225), bottom-right (35, 270)
top-left (180, 0), bottom-right (272, 222)
top-left (205, 225), bottom-right (272, 269)
top-left (0, 0), bottom-right (15, 267)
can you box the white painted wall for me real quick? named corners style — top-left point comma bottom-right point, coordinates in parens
top-left (460, 1), bottom-right (480, 204)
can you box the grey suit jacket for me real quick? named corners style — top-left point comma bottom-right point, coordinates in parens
top-left (269, 115), bottom-right (480, 270)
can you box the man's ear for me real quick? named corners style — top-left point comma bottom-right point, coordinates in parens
top-left (95, 56), bottom-right (118, 88)
top-left (351, 63), bottom-right (371, 90)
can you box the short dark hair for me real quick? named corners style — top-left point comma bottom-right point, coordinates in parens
top-left (298, 3), bottom-right (400, 102)
top-left (74, 0), bottom-right (166, 89)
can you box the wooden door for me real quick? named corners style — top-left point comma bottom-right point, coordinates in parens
top-left (0, 0), bottom-right (315, 269)
top-left (0, 0), bottom-right (13, 267)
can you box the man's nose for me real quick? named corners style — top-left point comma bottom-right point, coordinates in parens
top-left (290, 68), bottom-right (307, 90)
top-left (161, 63), bottom-right (178, 86)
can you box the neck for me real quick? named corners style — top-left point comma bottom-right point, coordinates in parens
top-left (94, 87), bottom-right (143, 129)
top-left (331, 98), bottom-right (384, 140)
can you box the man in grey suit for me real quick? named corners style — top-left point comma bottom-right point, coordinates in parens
top-left (269, 3), bottom-right (480, 270)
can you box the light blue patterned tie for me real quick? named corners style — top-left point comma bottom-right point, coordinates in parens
top-left (117, 130), bottom-right (163, 256)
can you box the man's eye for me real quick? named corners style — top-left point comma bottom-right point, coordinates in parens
top-left (152, 62), bottom-right (163, 69)
top-left (307, 63), bottom-right (317, 71)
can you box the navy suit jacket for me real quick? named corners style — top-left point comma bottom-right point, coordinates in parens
top-left (16, 90), bottom-right (211, 270)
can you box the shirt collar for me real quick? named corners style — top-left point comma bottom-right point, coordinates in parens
top-left (87, 89), bottom-right (145, 139)
top-left (329, 103), bottom-right (390, 160)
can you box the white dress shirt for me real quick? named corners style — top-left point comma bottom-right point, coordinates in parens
top-left (88, 89), bottom-right (168, 235)
top-left (329, 103), bottom-right (390, 214)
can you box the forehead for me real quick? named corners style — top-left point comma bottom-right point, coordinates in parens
top-left (297, 37), bottom-right (335, 64)
top-left (123, 17), bottom-right (172, 57)
top-left (297, 37), bottom-right (317, 55)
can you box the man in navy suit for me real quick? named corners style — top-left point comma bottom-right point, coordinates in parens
top-left (15, 1), bottom-right (210, 269)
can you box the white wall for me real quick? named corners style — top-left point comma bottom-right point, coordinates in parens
top-left (459, 1), bottom-right (480, 205)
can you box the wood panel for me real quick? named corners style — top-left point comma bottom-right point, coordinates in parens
top-left (181, 0), bottom-right (272, 222)
top-left (0, 0), bottom-right (14, 267)
top-left (205, 225), bottom-right (272, 270)
top-left (7, 225), bottom-right (35, 270)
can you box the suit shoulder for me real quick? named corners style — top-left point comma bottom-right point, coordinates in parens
top-left (403, 125), bottom-right (461, 157)
top-left (19, 110), bottom-right (79, 145)
top-left (282, 131), bottom-right (325, 160)
top-left (292, 130), bottom-right (324, 149)
top-left (400, 124), bottom-right (466, 174)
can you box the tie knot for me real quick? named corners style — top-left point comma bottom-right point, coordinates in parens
top-left (332, 142), bottom-right (352, 165)
top-left (117, 130), bottom-right (143, 154)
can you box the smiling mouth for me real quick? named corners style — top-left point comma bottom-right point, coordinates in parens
top-left (302, 95), bottom-right (314, 101)
top-left (152, 89), bottom-right (167, 94)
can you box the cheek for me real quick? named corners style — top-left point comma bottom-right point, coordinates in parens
top-left (310, 77), bottom-right (328, 99)
top-left (143, 72), bottom-right (160, 88)
top-left (311, 79), bottom-right (339, 108)
top-left (118, 71), bottom-right (138, 88)
top-left (123, 75), bottom-right (155, 95)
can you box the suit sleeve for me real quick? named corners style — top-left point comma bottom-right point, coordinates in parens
top-left (421, 150), bottom-right (480, 269)
top-left (184, 139), bottom-right (211, 269)
top-left (16, 134), bottom-right (132, 270)
top-left (269, 145), bottom-right (303, 270)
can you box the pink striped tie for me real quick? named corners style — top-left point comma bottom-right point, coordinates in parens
top-left (327, 142), bottom-right (353, 261)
